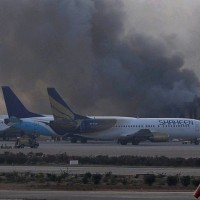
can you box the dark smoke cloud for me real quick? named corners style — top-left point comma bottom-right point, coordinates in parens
top-left (0, 0), bottom-right (199, 117)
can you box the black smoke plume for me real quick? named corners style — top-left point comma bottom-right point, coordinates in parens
top-left (0, 0), bottom-right (199, 117)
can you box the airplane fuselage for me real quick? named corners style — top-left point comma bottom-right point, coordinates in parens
top-left (75, 116), bottom-right (200, 141)
top-left (4, 114), bottom-right (200, 143)
top-left (15, 115), bottom-right (57, 137)
top-left (0, 115), bottom-right (57, 138)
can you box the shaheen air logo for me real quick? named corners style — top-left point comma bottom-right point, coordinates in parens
top-left (159, 120), bottom-right (194, 126)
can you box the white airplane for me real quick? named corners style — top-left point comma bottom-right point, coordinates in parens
top-left (47, 88), bottom-right (200, 145)
top-left (2, 86), bottom-right (57, 138)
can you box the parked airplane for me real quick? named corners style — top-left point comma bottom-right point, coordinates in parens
top-left (47, 88), bottom-right (200, 145)
top-left (0, 115), bottom-right (15, 138)
top-left (2, 86), bottom-right (57, 138)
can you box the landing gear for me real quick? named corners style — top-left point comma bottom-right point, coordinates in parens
top-left (131, 138), bottom-right (139, 145)
top-left (194, 138), bottom-right (199, 145)
top-left (80, 138), bottom-right (87, 143)
top-left (70, 137), bottom-right (88, 143)
top-left (119, 140), bottom-right (128, 145)
top-left (118, 136), bottom-right (141, 145)
top-left (182, 138), bottom-right (199, 145)
top-left (70, 138), bottom-right (78, 143)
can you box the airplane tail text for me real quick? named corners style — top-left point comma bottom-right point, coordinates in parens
top-left (2, 86), bottom-right (42, 118)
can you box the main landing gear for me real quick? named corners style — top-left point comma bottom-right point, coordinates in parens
top-left (118, 137), bottom-right (140, 145)
top-left (70, 137), bottom-right (88, 143)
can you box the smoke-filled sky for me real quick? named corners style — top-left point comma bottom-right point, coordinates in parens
top-left (0, 0), bottom-right (200, 117)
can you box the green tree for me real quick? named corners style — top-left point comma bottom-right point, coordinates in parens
top-left (82, 172), bottom-right (92, 184)
top-left (191, 178), bottom-right (200, 187)
top-left (167, 176), bottom-right (178, 186)
top-left (92, 174), bottom-right (102, 184)
top-left (180, 176), bottom-right (190, 187)
top-left (144, 174), bottom-right (156, 186)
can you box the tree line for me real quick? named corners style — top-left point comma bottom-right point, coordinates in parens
top-left (0, 171), bottom-right (199, 190)
top-left (0, 152), bottom-right (200, 167)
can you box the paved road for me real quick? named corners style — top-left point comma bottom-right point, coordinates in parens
top-left (0, 141), bottom-right (199, 158)
top-left (0, 190), bottom-right (195, 200)
top-left (0, 165), bottom-right (199, 176)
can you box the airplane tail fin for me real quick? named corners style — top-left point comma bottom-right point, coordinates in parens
top-left (47, 88), bottom-right (87, 121)
top-left (2, 86), bottom-right (43, 118)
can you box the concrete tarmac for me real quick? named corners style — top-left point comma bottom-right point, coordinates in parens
top-left (0, 141), bottom-right (199, 158)
top-left (0, 141), bottom-right (198, 200)
top-left (0, 190), bottom-right (195, 200)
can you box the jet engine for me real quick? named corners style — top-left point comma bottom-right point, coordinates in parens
top-left (49, 119), bottom-right (78, 135)
top-left (149, 132), bottom-right (169, 142)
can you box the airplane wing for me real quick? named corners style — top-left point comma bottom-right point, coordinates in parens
top-left (118, 129), bottom-right (169, 145)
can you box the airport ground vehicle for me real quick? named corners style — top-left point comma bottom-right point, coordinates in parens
top-left (14, 136), bottom-right (39, 148)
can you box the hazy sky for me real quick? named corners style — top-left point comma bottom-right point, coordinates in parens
top-left (0, 0), bottom-right (200, 117)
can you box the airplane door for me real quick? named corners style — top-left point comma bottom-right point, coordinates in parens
top-left (195, 122), bottom-right (200, 133)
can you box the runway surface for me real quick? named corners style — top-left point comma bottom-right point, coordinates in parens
top-left (0, 142), bottom-right (198, 199)
top-left (0, 141), bottom-right (199, 158)
top-left (0, 190), bottom-right (195, 200)
top-left (0, 165), bottom-right (199, 176)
